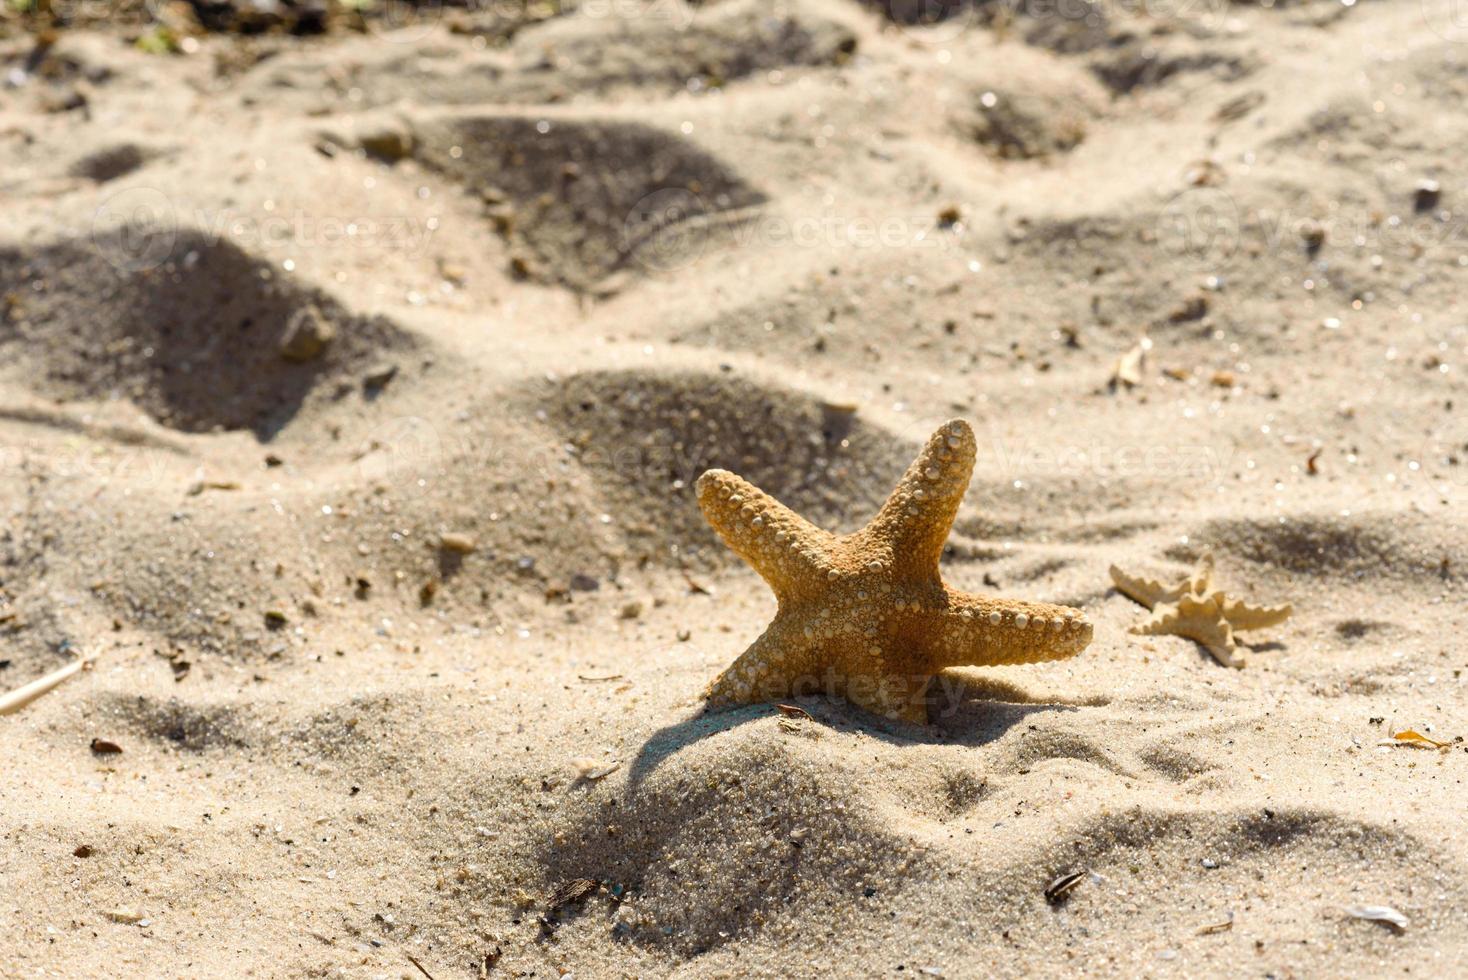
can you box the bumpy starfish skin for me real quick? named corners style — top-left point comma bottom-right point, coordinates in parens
top-left (697, 420), bottom-right (1093, 724)
top-left (1110, 554), bottom-right (1291, 668)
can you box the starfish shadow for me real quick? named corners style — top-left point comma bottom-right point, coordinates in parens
top-left (625, 674), bottom-right (1085, 794)
top-left (626, 706), bottom-right (765, 792)
top-left (921, 673), bottom-right (1084, 745)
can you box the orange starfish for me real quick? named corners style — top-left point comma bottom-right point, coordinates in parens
top-left (696, 419), bottom-right (1094, 723)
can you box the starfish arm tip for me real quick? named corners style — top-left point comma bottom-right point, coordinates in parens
top-left (865, 420), bottom-right (977, 572)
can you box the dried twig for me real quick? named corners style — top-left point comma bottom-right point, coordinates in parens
top-left (680, 569), bottom-right (712, 595)
top-left (404, 953), bottom-right (438, 980)
top-left (0, 655), bottom-right (91, 716)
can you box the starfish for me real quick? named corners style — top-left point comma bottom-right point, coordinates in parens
top-left (695, 419), bottom-right (1093, 724)
top-left (1109, 554), bottom-right (1291, 668)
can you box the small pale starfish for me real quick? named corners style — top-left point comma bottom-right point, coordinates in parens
top-left (1109, 554), bottom-right (1291, 668)
top-left (696, 419), bottom-right (1093, 724)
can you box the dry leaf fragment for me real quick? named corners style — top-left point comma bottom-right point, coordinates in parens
top-left (1044, 870), bottom-right (1086, 905)
top-left (1346, 905), bottom-right (1409, 931)
top-left (572, 757), bottom-right (621, 781)
top-left (1110, 337), bottom-right (1152, 389)
top-left (1197, 913), bottom-right (1234, 935)
top-left (548, 878), bottom-right (598, 912)
top-left (776, 703), bottom-right (812, 720)
top-left (1214, 90), bottom-right (1265, 122)
top-left (680, 569), bottom-right (712, 595)
top-left (1387, 729), bottom-right (1450, 750)
top-left (186, 479), bottom-right (240, 496)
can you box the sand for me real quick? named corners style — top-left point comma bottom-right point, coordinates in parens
top-left (1, 0), bottom-right (1466, 976)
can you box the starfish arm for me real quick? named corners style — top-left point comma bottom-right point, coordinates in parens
top-left (1127, 603), bottom-right (1182, 635)
top-left (705, 616), bottom-right (816, 707)
top-left (1222, 598), bottom-right (1292, 631)
top-left (845, 668), bottom-right (932, 725)
top-left (861, 420), bottom-right (976, 576)
top-left (1189, 618), bottom-right (1243, 667)
top-left (1185, 553), bottom-right (1216, 596)
top-left (1109, 564), bottom-right (1183, 609)
top-left (1129, 600), bottom-right (1243, 667)
top-left (696, 469), bottom-right (835, 600)
top-left (931, 589), bottom-right (1093, 668)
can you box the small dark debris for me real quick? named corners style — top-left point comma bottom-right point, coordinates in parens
top-left (363, 363), bottom-right (399, 393)
top-left (1167, 295), bottom-right (1208, 323)
top-left (1301, 221), bottom-right (1326, 255)
top-left (1414, 179), bottom-right (1441, 213)
top-left (73, 844), bottom-right (93, 858)
top-left (264, 610), bottom-right (288, 630)
top-left (89, 738), bottom-right (123, 755)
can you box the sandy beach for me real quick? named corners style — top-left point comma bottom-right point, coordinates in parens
top-left (1, 0), bottom-right (1466, 975)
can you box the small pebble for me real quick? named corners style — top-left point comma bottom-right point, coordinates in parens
top-left (439, 532), bottom-right (477, 554)
top-left (278, 305), bottom-right (334, 362)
